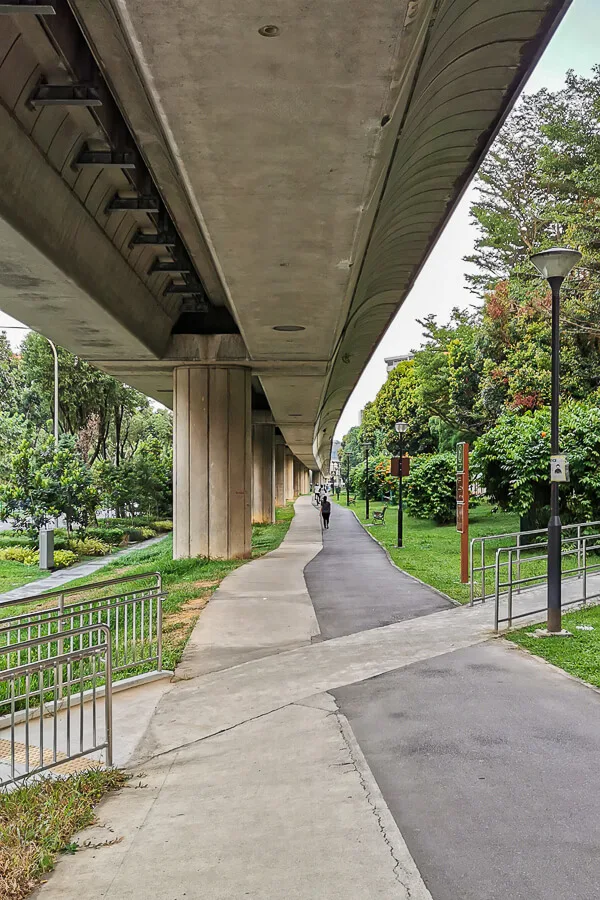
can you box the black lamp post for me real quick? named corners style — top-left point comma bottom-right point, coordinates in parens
top-left (362, 441), bottom-right (372, 520)
top-left (346, 455), bottom-right (350, 506)
top-left (530, 247), bottom-right (581, 634)
top-left (395, 421), bottom-right (409, 548)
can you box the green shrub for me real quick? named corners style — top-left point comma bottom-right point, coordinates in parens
top-left (139, 527), bottom-right (156, 539)
top-left (0, 534), bottom-right (34, 549)
top-left (405, 453), bottom-right (456, 524)
top-left (53, 549), bottom-right (78, 568)
top-left (151, 520), bottom-right (173, 532)
top-left (68, 538), bottom-right (111, 557)
top-left (0, 545), bottom-right (38, 565)
top-left (87, 526), bottom-right (126, 545)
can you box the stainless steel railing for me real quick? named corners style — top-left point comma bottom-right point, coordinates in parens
top-left (493, 531), bottom-right (600, 631)
top-left (469, 520), bottom-right (600, 605)
top-left (0, 625), bottom-right (112, 787)
top-left (0, 572), bottom-right (164, 685)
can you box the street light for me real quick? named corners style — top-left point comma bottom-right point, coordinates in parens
top-left (530, 247), bottom-right (582, 633)
top-left (394, 422), bottom-right (409, 548)
top-left (346, 454), bottom-right (351, 507)
top-left (361, 441), bottom-right (372, 520)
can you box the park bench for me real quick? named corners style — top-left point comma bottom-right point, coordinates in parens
top-left (372, 506), bottom-right (388, 524)
top-left (348, 495), bottom-right (356, 505)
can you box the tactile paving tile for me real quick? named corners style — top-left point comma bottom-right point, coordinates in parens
top-left (0, 738), bottom-right (103, 775)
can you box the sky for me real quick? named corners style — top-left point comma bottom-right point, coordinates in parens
top-left (0, 0), bottom-right (597, 436)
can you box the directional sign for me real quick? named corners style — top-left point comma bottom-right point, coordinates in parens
top-left (550, 455), bottom-right (569, 483)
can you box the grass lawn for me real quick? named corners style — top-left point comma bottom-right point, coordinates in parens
top-left (333, 497), bottom-right (520, 604)
top-left (0, 560), bottom-right (52, 595)
top-left (0, 503), bottom-right (296, 672)
top-left (0, 769), bottom-right (127, 900)
top-left (507, 603), bottom-right (600, 688)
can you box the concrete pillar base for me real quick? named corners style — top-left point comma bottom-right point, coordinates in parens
top-left (252, 421), bottom-right (275, 524)
top-left (275, 435), bottom-right (286, 507)
top-left (284, 447), bottom-right (295, 502)
top-left (173, 366), bottom-right (252, 560)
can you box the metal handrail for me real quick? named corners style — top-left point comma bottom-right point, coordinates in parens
top-left (470, 520), bottom-right (600, 604)
top-left (0, 571), bottom-right (165, 680)
top-left (493, 532), bottom-right (600, 631)
top-left (0, 625), bottom-right (112, 787)
top-left (0, 570), bottom-right (162, 609)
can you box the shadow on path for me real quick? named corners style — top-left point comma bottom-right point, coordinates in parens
top-left (305, 502), bottom-right (452, 639)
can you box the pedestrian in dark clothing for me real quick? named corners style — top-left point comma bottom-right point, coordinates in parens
top-left (321, 497), bottom-right (331, 529)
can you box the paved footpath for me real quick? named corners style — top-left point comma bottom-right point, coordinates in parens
top-left (0, 536), bottom-right (164, 604)
top-left (35, 496), bottom-right (600, 900)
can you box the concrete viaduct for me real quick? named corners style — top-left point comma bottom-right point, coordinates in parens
top-left (0, 0), bottom-right (569, 558)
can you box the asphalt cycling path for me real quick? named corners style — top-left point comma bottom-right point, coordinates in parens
top-left (335, 640), bottom-right (600, 900)
top-left (305, 500), bottom-right (452, 639)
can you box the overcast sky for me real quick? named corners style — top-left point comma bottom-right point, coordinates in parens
top-left (0, 0), bottom-right (596, 440)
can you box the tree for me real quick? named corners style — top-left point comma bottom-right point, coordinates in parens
top-left (0, 435), bottom-right (99, 533)
top-left (404, 453), bottom-right (456, 524)
top-left (365, 359), bottom-right (435, 455)
top-left (471, 402), bottom-right (600, 527)
top-left (338, 426), bottom-right (362, 471)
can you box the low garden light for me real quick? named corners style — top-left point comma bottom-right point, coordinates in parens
top-left (530, 247), bottom-right (582, 634)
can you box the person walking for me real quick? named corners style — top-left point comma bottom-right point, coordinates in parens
top-left (321, 495), bottom-right (331, 530)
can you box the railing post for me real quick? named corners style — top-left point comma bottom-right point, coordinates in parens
top-left (104, 628), bottom-right (113, 768)
top-left (469, 539), bottom-right (474, 606)
top-left (508, 549), bottom-right (513, 627)
top-left (583, 538), bottom-right (587, 602)
top-left (57, 593), bottom-right (65, 698)
top-left (157, 573), bottom-right (163, 672)
top-left (481, 539), bottom-right (486, 602)
top-left (516, 533), bottom-right (521, 594)
top-left (578, 525), bottom-right (582, 579)
top-left (494, 548), bottom-right (501, 632)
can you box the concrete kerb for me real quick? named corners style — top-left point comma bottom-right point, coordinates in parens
top-left (345, 505), bottom-right (461, 607)
top-left (333, 700), bottom-right (435, 900)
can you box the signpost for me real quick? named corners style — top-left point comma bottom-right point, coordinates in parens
top-left (456, 442), bottom-right (469, 583)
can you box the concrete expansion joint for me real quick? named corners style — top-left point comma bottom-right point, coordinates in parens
top-left (132, 702), bottom-right (293, 767)
top-left (332, 701), bottom-right (433, 900)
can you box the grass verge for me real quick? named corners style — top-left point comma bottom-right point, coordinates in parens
top-left (1, 503), bottom-right (296, 672)
top-left (0, 769), bottom-right (127, 900)
top-left (333, 497), bottom-right (519, 604)
top-left (507, 602), bottom-right (600, 688)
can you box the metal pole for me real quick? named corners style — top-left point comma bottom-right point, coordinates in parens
top-left (346, 457), bottom-right (350, 506)
top-left (547, 276), bottom-right (563, 633)
top-left (397, 432), bottom-right (403, 548)
top-left (47, 338), bottom-right (59, 446)
top-left (364, 445), bottom-right (370, 520)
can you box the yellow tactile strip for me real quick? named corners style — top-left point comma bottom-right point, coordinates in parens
top-left (0, 738), bottom-right (103, 775)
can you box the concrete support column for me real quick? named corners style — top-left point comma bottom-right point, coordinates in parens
top-left (252, 417), bottom-right (275, 524)
top-left (284, 447), bottom-right (295, 502)
top-left (173, 366), bottom-right (252, 560)
top-left (293, 458), bottom-right (302, 497)
top-left (274, 435), bottom-right (286, 507)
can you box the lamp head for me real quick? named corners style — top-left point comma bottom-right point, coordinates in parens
top-left (395, 421), bottom-right (409, 434)
top-left (530, 247), bottom-right (582, 281)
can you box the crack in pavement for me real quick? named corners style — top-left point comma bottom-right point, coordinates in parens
top-left (331, 701), bottom-right (434, 900)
